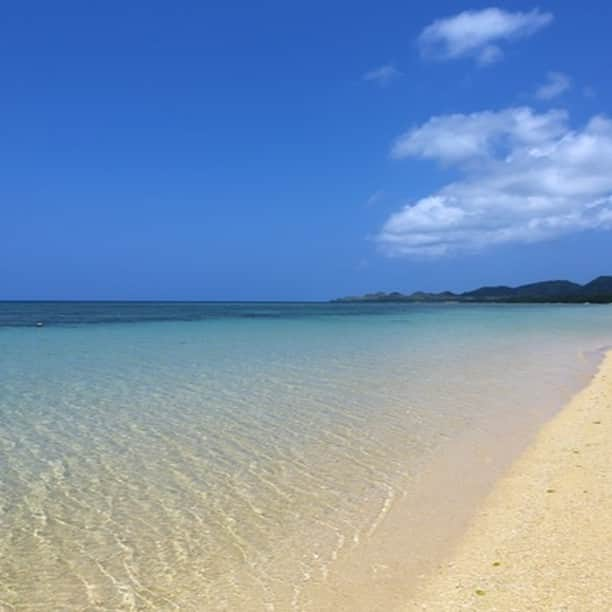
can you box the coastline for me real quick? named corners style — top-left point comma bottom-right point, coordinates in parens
top-left (292, 347), bottom-right (607, 611)
top-left (3, 306), bottom-right (612, 610)
top-left (408, 349), bottom-right (612, 610)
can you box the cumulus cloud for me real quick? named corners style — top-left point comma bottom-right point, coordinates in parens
top-left (535, 71), bottom-right (571, 100)
top-left (391, 107), bottom-right (568, 163)
top-left (418, 7), bottom-right (553, 65)
top-left (378, 108), bottom-right (612, 257)
top-left (363, 64), bottom-right (402, 86)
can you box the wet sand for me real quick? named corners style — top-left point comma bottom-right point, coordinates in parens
top-left (409, 351), bottom-right (612, 611)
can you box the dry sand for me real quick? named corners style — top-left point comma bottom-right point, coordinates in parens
top-left (408, 351), bottom-right (612, 611)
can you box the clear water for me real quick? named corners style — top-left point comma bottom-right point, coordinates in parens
top-left (1, 302), bottom-right (612, 610)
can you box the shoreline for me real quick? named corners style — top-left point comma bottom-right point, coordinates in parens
top-left (293, 348), bottom-right (607, 611)
top-left (408, 350), bottom-right (612, 610)
top-left (3, 311), bottom-right (611, 610)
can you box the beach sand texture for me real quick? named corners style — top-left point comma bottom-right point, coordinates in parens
top-left (410, 351), bottom-right (612, 611)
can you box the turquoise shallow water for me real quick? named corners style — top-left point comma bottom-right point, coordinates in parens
top-left (1, 302), bottom-right (612, 610)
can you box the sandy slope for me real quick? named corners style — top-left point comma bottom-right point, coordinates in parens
top-left (409, 351), bottom-right (612, 611)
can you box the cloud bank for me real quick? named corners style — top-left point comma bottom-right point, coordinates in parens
top-left (418, 7), bottom-right (553, 65)
top-left (378, 107), bottom-right (612, 257)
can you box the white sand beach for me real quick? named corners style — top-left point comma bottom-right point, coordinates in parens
top-left (409, 351), bottom-right (612, 610)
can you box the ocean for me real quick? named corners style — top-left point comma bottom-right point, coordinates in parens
top-left (1, 302), bottom-right (612, 610)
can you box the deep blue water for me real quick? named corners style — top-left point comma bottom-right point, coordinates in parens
top-left (3, 299), bottom-right (610, 328)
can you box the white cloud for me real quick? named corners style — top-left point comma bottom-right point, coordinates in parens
top-left (418, 7), bottom-right (553, 65)
top-left (535, 71), bottom-right (571, 100)
top-left (363, 64), bottom-right (402, 86)
top-left (391, 107), bottom-right (568, 163)
top-left (378, 108), bottom-right (612, 257)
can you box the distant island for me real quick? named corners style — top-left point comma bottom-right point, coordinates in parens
top-left (333, 276), bottom-right (612, 304)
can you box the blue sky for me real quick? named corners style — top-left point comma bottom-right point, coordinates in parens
top-left (2, 1), bottom-right (612, 300)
